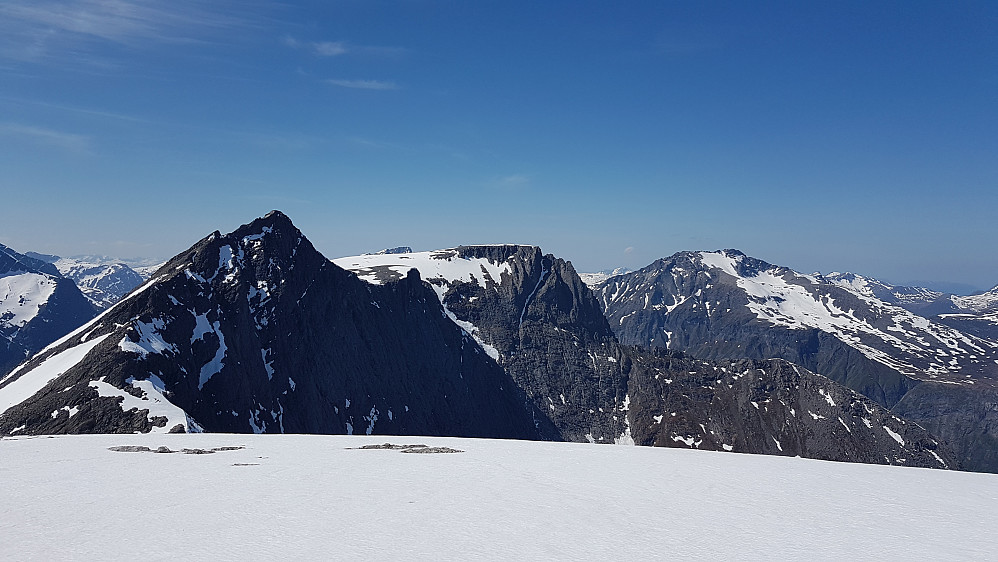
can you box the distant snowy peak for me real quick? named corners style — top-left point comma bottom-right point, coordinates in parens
top-left (365, 246), bottom-right (413, 255)
top-left (952, 285), bottom-right (998, 314)
top-left (0, 245), bottom-right (97, 378)
top-left (54, 258), bottom-right (144, 308)
top-left (579, 268), bottom-right (632, 287)
top-left (825, 272), bottom-right (942, 303)
top-left (598, 249), bottom-right (998, 387)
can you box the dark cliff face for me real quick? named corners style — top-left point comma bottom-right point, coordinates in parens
top-left (594, 250), bottom-right (998, 472)
top-left (446, 245), bottom-right (628, 442)
top-left (0, 212), bottom-right (544, 440)
top-left (622, 348), bottom-right (955, 469)
top-left (0, 244), bottom-right (98, 378)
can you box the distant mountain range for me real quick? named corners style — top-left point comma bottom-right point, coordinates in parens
top-left (589, 250), bottom-right (998, 472)
top-left (0, 213), bottom-right (966, 471)
top-left (0, 245), bottom-right (98, 378)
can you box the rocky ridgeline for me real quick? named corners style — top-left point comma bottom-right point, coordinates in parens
top-left (0, 213), bottom-right (961, 470)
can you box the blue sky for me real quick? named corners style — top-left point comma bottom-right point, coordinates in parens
top-left (1, 1), bottom-right (995, 291)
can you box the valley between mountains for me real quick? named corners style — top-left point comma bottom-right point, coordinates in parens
top-left (2, 211), bottom-right (997, 472)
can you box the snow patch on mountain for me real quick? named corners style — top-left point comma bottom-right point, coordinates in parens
top-left (0, 334), bottom-right (111, 415)
top-left (89, 374), bottom-right (194, 433)
top-left (0, 273), bottom-right (57, 327)
top-left (333, 249), bottom-right (512, 288)
top-left (119, 317), bottom-right (177, 357)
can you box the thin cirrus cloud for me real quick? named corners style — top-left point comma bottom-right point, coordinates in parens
top-left (284, 36), bottom-right (346, 57)
top-left (0, 123), bottom-right (91, 153)
top-left (325, 79), bottom-right (398, 91)
top-left (284, 36), bottom-right (406, 58)
top-left (0, 0), bottom-right (257, 64)
top-left (490, 174), bottom-right (531, 190)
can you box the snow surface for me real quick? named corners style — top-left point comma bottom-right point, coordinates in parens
top-left (3, 434), bottom-right (996, 560)
top-left (0, 272), bottom-right (56, 327)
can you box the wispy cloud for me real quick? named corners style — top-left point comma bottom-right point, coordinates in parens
top-left (284, 36), bottom-right (346, 57)
top-left (1, 97), bottom-right (149, 123)
top-left (0, 123), bottom-right (91, 153)
top-left (284, 36), bottom-right (406, 58)
top-left (312, 41), bottom-right (348, 57)
top-left (326, 79), bottom-right (398, 91)
top-left (498, 174), bottom-right (530, 187)
top-left (0, 0), bottom-right (256, 64)
top-left (489, 174), bottom-right (531, 190)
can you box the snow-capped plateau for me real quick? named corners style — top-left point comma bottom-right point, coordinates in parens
top-left (2, 433), bottom-right (995, 560)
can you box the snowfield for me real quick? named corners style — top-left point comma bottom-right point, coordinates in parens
top-left (2, 434), bottom-right (996, 560)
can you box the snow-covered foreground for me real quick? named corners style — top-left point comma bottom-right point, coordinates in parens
top-left (2, 435), bottom-right (996, 560)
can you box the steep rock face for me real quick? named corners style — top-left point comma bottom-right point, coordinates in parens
top-left (334, 245), bottom-right (629, 443)
top-left (623, 348), bottom-right (954, 469)
top-left (0, 244), bottom-right (98, 377)
top-left (0, 213), bottom-right (543, 439)
top-left (891, 380), bottom-right (998, 473)
top-left (594, 250), bottom-right (998, 472)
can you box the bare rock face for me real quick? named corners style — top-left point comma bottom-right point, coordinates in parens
top-left (624, 348), bottom-right (954, 469)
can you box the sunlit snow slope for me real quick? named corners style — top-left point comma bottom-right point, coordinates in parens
top-left (2, 434), bottom-right (995, 560)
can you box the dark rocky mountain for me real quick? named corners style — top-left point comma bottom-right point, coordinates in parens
top-left (0, 216), bottom-right (954, 470)
top-left (334, 244), bottom-right (629, 443)
top-left (592, 249), bottom-right (998, 472)
top-left (333, 245), bottom-right (952, 467)
top-left (625, 349), bottom-right (953, 468)
top-left (0, 212), bottom-right (544, 439)
top-left (0, 244), bottom-right (98, 378)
